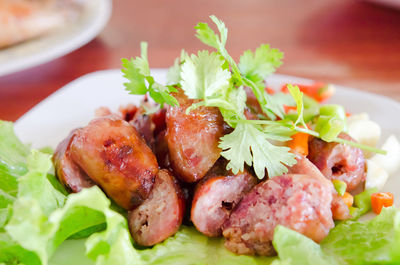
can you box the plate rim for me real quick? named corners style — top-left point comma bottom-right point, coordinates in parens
top-left (0, 0), bottom-right (112, 77)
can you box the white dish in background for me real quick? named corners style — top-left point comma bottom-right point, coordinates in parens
top-left (0, 0), bottom-right (112, 77)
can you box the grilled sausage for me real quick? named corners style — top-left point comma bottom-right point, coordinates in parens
top-left (287, 153), bottom-right (351, 220)
top-left (222, 174), bottom-right (334, 256)
top-left (70, 117), bottom-right (158, 210)
top-left (52, 130), bottom-right (95, 192)
top-left (166, 91), bottom-right (225, 182)
top-left (191, 162), bottom-right (258, 237)
top-left (128, 169), bottom-right (185, 246)
top-left (308, 132), bottom-right (365, 191)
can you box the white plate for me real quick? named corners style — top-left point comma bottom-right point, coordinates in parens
top-left (0, 0), bottom-right (112, 77)
top-left (14, 69), bottom-right (400, 208)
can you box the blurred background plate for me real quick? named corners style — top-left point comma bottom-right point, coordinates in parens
top-left (364, 0), bottom-right (400, 9)
top-left (0, 0), bottom-right (112, 77)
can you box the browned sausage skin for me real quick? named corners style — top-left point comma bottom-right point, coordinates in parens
top-left (52, 130), bottom-right (95, 192)
top-left (287, 153), bottom-right (351, 220)
top-left (191, 162), bottom-right (258, 237)
top-left (128, 169), bottom-right (185, 246)
top-left (222, 174), bottom-right (334, 256)
top-left (166, 91), bottom-right (225, 183)
top-left (308, 132), bottom-right (365, 191)
top-left (70, 116), bottom-right (159, 210)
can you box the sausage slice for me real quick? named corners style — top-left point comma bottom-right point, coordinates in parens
top-left (288, 154), bottom-right (351, 220)
top-left (308, 132), bottom-right (365, 191)
top-left (191, 163), bottom-right (257, 237)
top-left (222, 174), bottom-right (334, 256)
top-left (70, 117), bottom-right (158, 210)
top-left (52, 130), bottom-right (95, 192)
top-left (166, 91), bottom-right (225, 182)
top-left (128, 169), bottom-right (185, 246)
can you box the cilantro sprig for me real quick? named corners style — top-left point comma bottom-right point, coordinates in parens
top-left (122, 42), bottom-right (179, 107)
top-left (121, 15), bottom-right (385, 180)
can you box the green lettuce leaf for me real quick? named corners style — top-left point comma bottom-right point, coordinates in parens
top-left (321, 206), bottom-right (400, 265)
top-left (272, 226), bottom-right (339, 265)
top-left (140, 226), bottom-right (274, 265)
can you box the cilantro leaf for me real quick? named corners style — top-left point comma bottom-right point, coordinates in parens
top-left (219, 123), bottom-right (297, 179)
top-left (180, 50), bottom-right (231, 100)
top-left (121, 42), bottom-right (178, 107)
top-left (121, 58), bottom-right (147, 95)
top-left (239, 44), bottom-right (283, 81)
top-left (166, 50), bottom-right (189, 85)
top-left (287, 84), bottom-right (307, 128)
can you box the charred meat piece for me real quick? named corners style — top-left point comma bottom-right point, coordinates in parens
top-left (166, 92), bottom-right (225, 182)
top-left (222, 174), bottom-right (334, 256)
top-left (70, 117), bottom-right (159, 210)
top-left (191, 162), bottom-right (258, 237)
top-left (287, 153), bottom-right (351, 220)
top-left (129, 109), bottom-right (156, 148)
top-left (154, 130), bottom-right (171, 169)
top-left (52, 130), bottom-right (95, 192)
top-left (128, 169), bottom-right (185, 246)
top-left (308, 132), bottom-right (365, 191)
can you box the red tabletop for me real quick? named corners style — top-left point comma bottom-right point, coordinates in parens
top-left (1, 0), bottom-right (399, 122)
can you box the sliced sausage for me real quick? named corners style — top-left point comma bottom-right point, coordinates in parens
top-left (70, 116), bottom-right (158, 210)
top-left (129, 109), bottom-right (155, 148)
top-left (52, 130), bottom-right (95, 192)
top-left (166, 91), bottom-right (225, 182)
top-left (331, 192), bottom-right (352, 220)
top-left (154, 130), bottom-right (171, 169)
top-left (191, 162), bottom-right (258, 237)
top-left (287, 153), bottom-right (351, 220)
top-left (128, 169), bottom-right (185, 246)
top-left (222, 174), bottom-right (334, 256)
top-left (308, 132), bottom-right (365, 191)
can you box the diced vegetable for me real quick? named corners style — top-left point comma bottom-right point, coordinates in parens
top-left (365, 159), bottom-right (389, 191)
top-left (315, 115), bottom-right (345, 142)
top-left (332, 180), bottom-right (347, 196)
top-left (371, 135), bottom-right (400, 175)
top-left (341, 192), bottom-right (354, 208)
top-left (354, 187), bottom-right (378, 216)
top-left (281, 83), bottom-right (335, 103)
top-left (265, 87), bottom-right (275, 95)
top-left (371, 192), bottom-right (394, 214)
top-left (346, 112), bottom-right (369, 123)
top-left (347, 115), bottom-right (381, 158)
top-left (314, 104), bottom-right (347, 142)
top-left (319, 105), bottom-right (346, 121)
top-left (288, 132), bottom-right (309, 156)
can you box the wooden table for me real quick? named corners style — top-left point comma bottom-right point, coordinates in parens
top-left (1, 0), bottom-right (399, 122)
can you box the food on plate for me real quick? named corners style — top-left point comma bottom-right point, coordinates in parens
top-left (0, 0), bottom-right (84, 48)
top-left (222, 173), bottom-right (334, 256)
top-left (128, 169), bottom-right (185, 246)
top-left (191, 160), bottom-right (257, 237)
top-left (308, 133), bottom-right (365, 191)
top-left (1, 15), bottom-right (399, 265)
top-left (52, 129), bottom-right (95, 192)
top-left (166, 91), bottom-right (226, 182)
top-left (66, 116), bottom-right (159, 209)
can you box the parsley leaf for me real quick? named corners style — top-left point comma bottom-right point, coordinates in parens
top-left (219, 123), bottom-right (296, 179)
top-left (122, 42), bottom-right (178, 107)
top-left (239, 44), bottom-right (283, 82)
top-left (195, 16), bottom-right (285, 120)
top-left (181, 50), bottom-right (231, 100)
top-left (167, 50), bottom-right (189, 85)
